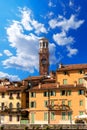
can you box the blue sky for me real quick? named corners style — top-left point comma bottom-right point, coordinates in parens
top-left (0, 0), bottom-right (87, 81)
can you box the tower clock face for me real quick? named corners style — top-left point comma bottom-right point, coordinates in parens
top-left (41, 58), bottom-right (46, 65)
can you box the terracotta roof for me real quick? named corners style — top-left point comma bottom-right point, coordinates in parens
top-left (23, 75), bottom-right (44, 81)
top-left (0, 87), bottom-right (8, 92)
top-left (57, 64), bottom-right (87, 72)
top-left (7, 86), bottom-right (25, 91)
top-left (29, 83), bottom-right (85, 91)
top-left (29, 83), bottom-right (57, 90)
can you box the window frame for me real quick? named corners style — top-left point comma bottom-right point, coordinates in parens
top-left (79, 100), bottom-right (83, 106)
top-left (2, 93), bottom-right (5, 98)
top-left (44, 112), bottom-right (48, 121)
top-left (51, 112), bottom-right (55, 120)
top-left (78, 90), bottom-right (85, 95)
top-left (9, 115), bottom-right (12, 121)
top-left (63, 79), bottom-right (67, 85)
top-left (62, 112), bottom-right (66, 120)
top-left (50, 91), bottom-right (56, 96)
top-left (30, 92), bottom-right (36, 98)
top-left (61, 90), bottom-right (66, 96)
top-left (43, 91), bottom-right (48, 97)
top-left (30, 101), bottom-right (36, 108)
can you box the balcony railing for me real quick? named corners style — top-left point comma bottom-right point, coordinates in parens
top-left (0, 107), bottom-right (22, 113)
top-left (47, 104), bottom-right (71, 111)
top-left (9, 96), bottom-right (14, 99)
top-left (8, 108), bottom-right (21, 113)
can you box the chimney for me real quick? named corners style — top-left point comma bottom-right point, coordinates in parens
top-left (39, 83), bottom-right (41, 89)
top-left (22, 80), bottom-right (25, 86)
top-left (57, 82), bottom-right (60, 88)
top-left (59, 63), bottom-right (63, 68)
top-left (74, 81), bottom-right (77, 87)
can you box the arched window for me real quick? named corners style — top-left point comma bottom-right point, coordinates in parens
top-left (9, 103), bottom-right (13, 110)
top-left (17, 102), bottom-right (20, 110)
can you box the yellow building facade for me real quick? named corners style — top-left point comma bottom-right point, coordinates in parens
top-left (0, 78), bottom-right (24, 124)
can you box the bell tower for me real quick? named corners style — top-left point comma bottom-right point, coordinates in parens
top-left (39, 38), bottom-right (49, 75)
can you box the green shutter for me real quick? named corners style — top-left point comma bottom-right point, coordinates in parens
top-left (44, 112), bottom-right (48, 121)
top-left (51, 112), bottom-right (55, 120)
top-left (44, 101), bottom-right (48, 107)
top-left (79, 111), bottom-right (83, 115)
top-left (68, 112), bottom-right (72, 120)
top-left (63, 79), bottom-right (67, 84)
top-left (68, 101), bottom-right (71, 107)
top-left (51, 100), bottom-right (54, 106)
top-left (79, 100), bottom-right (83, 106)
top-left (79, 78), bottom-right (83, 84)
top-left (62, 112), bottom-right (66, 120)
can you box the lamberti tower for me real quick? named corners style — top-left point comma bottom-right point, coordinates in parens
top-left (39, 38), bottom-right (49, 75)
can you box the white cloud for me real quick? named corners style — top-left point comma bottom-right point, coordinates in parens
top-left (49, 43), bottom-right (57, 64)
top-left (67, 46), bottom-right (78, 57)
top-left (53, 31), bottom-right (74, 46)
top-left (4, 50), bottom-right (13, 56)
top-left (3, 7), bottom-right (48, 73)
top-left (49, 14), bottom-right (84, 32)
top-left (20, 7), bottom-right (47, 34)
top-left (47, 12), bottom-right (54, 18)
top-left (48, 1), bottom-right (56, 7)
top-left (3, 30), bottom-right (39, 72)
top-left (0, 53), bottom-right (3, 57)
top-left (0, 71), bottom-right (20, 81)
top-left (69, 0), bottom-right (74, 7)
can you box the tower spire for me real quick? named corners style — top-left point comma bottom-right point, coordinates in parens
top-left (39, 38), bottom-right (49, 75)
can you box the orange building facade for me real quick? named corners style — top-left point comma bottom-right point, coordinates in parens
top-left (24, 64), bottom-right (87, 124)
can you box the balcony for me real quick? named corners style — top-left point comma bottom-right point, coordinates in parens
top-left (8, 108), bottom-right (21, 113)
top-left (47, 104), bottom-right (71, 111)
top-left (9, 96), bottom-right (14, 99)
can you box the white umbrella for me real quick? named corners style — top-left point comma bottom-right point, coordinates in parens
top-left (75, 114), bottom-right (87, 119)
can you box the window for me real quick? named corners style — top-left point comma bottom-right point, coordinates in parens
top-left (9, 115), bottom-right (12, 121)
top-left (78, 90), bottom-right (84, 95)
top-left (51, 100), bottom-right (54, 106)
top-left (17, 102), bottom-right (20, 110)
top-left (30, 101), bottom-right (36, 108)
top-left (79, 100), bottom-right (83, 106)
top-left (9, 93), bottom-right (13, 99)
top-left (44, 101), bottom-right (48, 107)
top-left (63, 71), bottom-right (68, 75)
top-left (62, 112), bottom-right (66, 120)
top-left (51, 112), bottom-right (55, 120)
top-left (68, 112), bottom-right (72, 120)
top-left (63, 79), bottom-right (67, 85)
top-left (44, 91), bottom-right (48, 97)
top-left (78, 78), bottom-right (83, 84)
top-left (30, 92), bottom-right (36, 97)
top-left (79, 111), bottom-right (83, 115)
top-left (62, 100), bottom-right (65, 105)
top-left (44, 112), bottom-right (48, 121)
top-left (68, 101), bottom-right (71, 107)
top-left (16, 93), bottom-right (20, 99)
top-left (79, 70), bottom-right (84, 74)
top-left (67, 90), bottom-right (71, 96)
top-left (1, 103), bottom-right (4, 111)
top-left (2, 93), bottom-right (5, 98)
top-left (17, 115), bottom-right (20, 121)
top-left (61, 90), bottom-right (66, 96)
top-left (9, 103), bottom-right (13, 110)
top-left (50, 91), bottom-right (56, 96)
